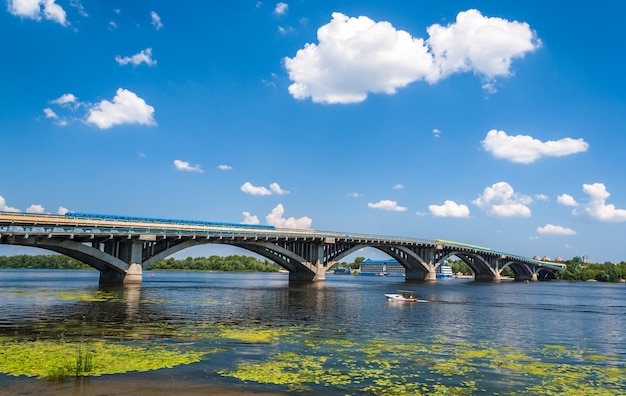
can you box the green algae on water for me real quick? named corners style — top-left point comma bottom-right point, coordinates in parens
top-left (0, 340), bottom-right (206, 380)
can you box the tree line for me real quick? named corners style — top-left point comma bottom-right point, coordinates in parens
top-left (0, 255), bottom-right (281, 272)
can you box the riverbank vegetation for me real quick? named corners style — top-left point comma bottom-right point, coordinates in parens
top-left (0, 254), bottom-right (280, 272)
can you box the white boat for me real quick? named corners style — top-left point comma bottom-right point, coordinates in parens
top-left (385, 290), bottom-right (419, 302)
top-left (436, 260), bottom-right (454, 278)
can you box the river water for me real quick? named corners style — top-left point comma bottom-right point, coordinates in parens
top-left (0, 269), bottom-right (624, 395)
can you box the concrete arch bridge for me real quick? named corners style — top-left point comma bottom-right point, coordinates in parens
top-left (0, 212), bottom-right (566, 285)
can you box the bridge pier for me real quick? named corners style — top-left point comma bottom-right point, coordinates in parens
top-left (99, 263), bottom-right (143, 285)
top-left (405, 265), bottom-right (436, 282)
top-left (288, 263), bottom-right (326, 282)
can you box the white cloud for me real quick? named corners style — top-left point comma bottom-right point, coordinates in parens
top-left (240, 182), bottom-right (288, 196)
top-left (432, 128), bottom-right (441, 137)
top-left (274, 2), bottom-right (288, 15)
top-left (217, 164), bottom-right (232, 170)
top-left (266, 204), bottom-right (312, 229)
top-left (26, 204), bottom-right (45, 213)
top-left (534, 194), bottom-right (549, 201)
top-left (0, 195), bottom-right (20, 212)
top-left (472, 182), bottom-right (532, 217)
top-left (8, 0), bottom-right (68, 26)
top-left (115, 48), bottom-right (157, 67)
top-left (285, 13), bottom-right (435, 104)
top-left (51, 93), bottom-right (77, 106)
top-left (43, 107), bottom-right (67, 126)
top-left (85, 88), bottom-right (156, 129)
top-left (429, 200), bottom-right (470, 218)
top-left (537, 224), bottom-right (576, 236)
top-left (269, 182), bottom-right (288, 195)
top-left (348, 192), bottom-right (362, 198)
top-left (42, 0), bottom-right (67, 25)
top-left (368, 200), bottom-right (407, 212)
top-left (241, 182), bottom-right (271, 196)
top-left (242, 212), bottom-right (260, 224)
top-left (393, 184), bottom-right (404, 190)
top-left (151, 11), bottom-right (163, 30)
top-left (278, 26), bottom-right (294, 35)
top-left (43, 108), bottom-right (58, 119)
top-left (427, 9), bottom-right (539, 81)
top-left (173, 160), bottom-right (203, 173)
top-left (573, 183), bottom-right (626, 222)
top-left (57, 206), bottom-right (68, 215)
top-left (284, 9), bottom-right (539, 104)
top-left (557, 193), bottom-right (578, 207)
top-left (482, 130), bottom-right (589, 163)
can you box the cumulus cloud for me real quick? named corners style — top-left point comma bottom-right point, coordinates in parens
top-left (115, 48), bottom-right (157, 67)
top-left (151, 11), bottom-right (163, 30)
top-left (266, 204), bottom-right (312, 229)
top-left (85, 88), bottom-right (156, 129)
top-left (57, 206), bottom-right (68, 215)
top-left (432, 128), bottom-right (441, 137)
top-left (537, 224), bottom-right (576, 236)
top-left (573, 183), bottom-right (626, 222)
top-left (472, 182), bottom-right (532, 217)
top-left (0, 195), bottom-right (20, 212)
top-left (274, 2), bottom-right (288, 15)
top-left (26, 204), bottom-right (45, 213)
top-left (240, 182), bottom-right (289, 196)
top-left (284, 9), bottom-right (540, 104)
top-left (368, 200), bottom-right (407, 212)
top-left (217, 164), bottom-right (232, 170)
top-left (242, 212), bottom-right (260, 224)
top-left (8, 0), bottom-right (68, 26)
top-left (173, 160), bottom-right (203, 173)
top-left (429, 200), bottom-right (470, 218)
top-left (557, 193), bottom-right (578, 207)
top-left (482, 130), bottom-right (589, 163)
top-left (427, 9), bottom-right (539, 81)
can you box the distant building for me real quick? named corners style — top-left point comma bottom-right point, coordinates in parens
top-left (555, 256), bottom-right (564, 262)
top-left (359, 259), bottom-right (405, 277)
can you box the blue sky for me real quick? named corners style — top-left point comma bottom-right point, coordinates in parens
top-left (2, 1), bottom-right (626, 263)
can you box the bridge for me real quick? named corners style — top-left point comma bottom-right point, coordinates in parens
top-left (0, 211), bottom-right (566, 285)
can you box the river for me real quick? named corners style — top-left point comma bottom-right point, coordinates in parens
top-left (0, 269), bottom-right (624, 395)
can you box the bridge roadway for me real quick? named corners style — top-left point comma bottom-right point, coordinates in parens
top-left (0, 211), bottom-right (566, 285)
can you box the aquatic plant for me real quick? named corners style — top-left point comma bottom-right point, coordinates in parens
top-left (0, 340), bottom-right (206, 380)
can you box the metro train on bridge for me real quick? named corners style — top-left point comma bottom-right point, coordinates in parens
top-left (64, 212), bottom-right (276, 231)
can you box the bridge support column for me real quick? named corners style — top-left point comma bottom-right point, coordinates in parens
top-left (475, 270), bottom-right (501, 282)
top-left (99, 240), bottom-right (145, 285)
top-left (99, 263), bottom-right (143, 285)
top-left (289, 265), bottom-right (325, 282)
top-left (405, 264), bottom-right (436, 282)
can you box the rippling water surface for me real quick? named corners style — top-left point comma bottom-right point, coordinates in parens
top-left (0, 269), bottom-right (625, 395)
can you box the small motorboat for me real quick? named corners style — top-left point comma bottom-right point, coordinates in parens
top-left (385, 290), bottom-right (419, 302)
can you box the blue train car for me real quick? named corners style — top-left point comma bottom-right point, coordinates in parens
top-left (65, 212), bottom-right (275, 230)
